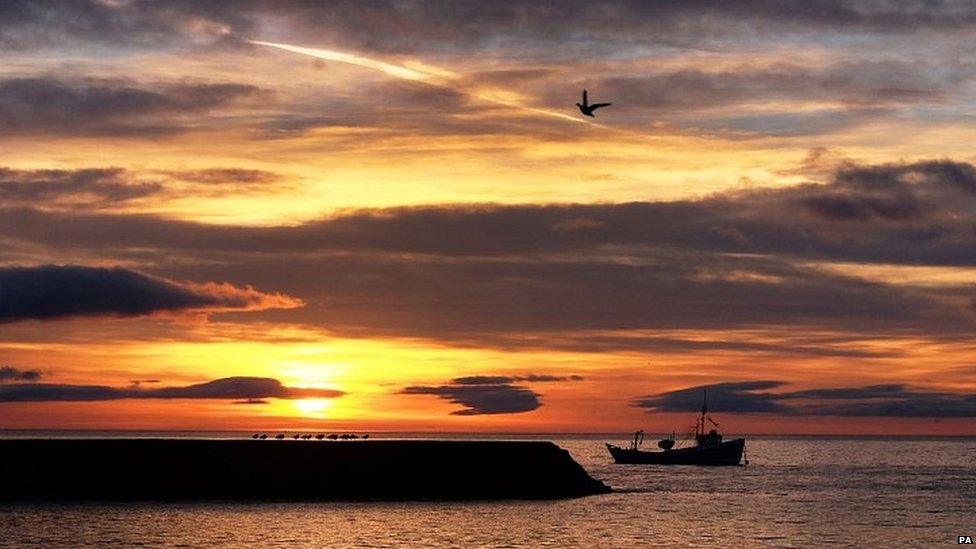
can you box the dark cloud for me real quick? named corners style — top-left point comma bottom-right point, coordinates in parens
top-left (634, 381), bottom-right (790, 413)
top-left (0, 168), bottom-right (161, 206)
top-left (400, 373), bottom-right (584, 415)
top-left (834, 159), bottom-right (976, 193)
top-left (453, 374), bottom-right (584, 385)
top-left (0, 376), bottom-right (343, 403)
top-left (0, 265), bottom-right (301, 323)
top-left (0, 77), bottom-right (264, 137)
top-left (0, 366), bottom-right (43, 383)
top-left (401, 384), bottom-right (541, 416)
top-left (796, 160), bottom-right (976, 220)
top-left (0, 167), bottom-right (286, 208)
top-left (635, 381), bottom-right (976, 417)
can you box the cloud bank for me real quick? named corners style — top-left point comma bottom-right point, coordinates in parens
top-left (9, 1), bottom-right (976, 53)
top-left (1, 160), bottom-right (972, 353)
top-left (3, 159), bottom-right (971, 263)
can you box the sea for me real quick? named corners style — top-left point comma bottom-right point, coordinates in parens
top-left (0, 432), bottom-right (973, 548)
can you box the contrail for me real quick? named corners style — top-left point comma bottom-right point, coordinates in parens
top-left (250, 40), bottom-right (588, 125)
top-left (250, 41), bottom-right (436, 82)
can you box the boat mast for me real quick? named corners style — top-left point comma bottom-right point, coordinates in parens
top-left (698, 389), bottom-right (708, 437)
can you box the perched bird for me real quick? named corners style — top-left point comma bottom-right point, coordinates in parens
top-left (292, 434), bottom-right (300, 440)
top-left (315, 434), bottom-right (325, 440)
top-left (252, 433), bottom-right (260, 439)
top-left (275, 434), bottom-right (285, 440)
top-left (259, 434), bottom-right (268, 440)
top-left (362, 434), bottom-right (369, 440)
top-left (575, 89), bottom-right (611, 117)
top-left (327, 434), bottom-right (339, 440)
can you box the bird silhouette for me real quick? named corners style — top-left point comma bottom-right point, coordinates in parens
top-left (315, 434), bottom-right (325, 440)
top-left (275, 433), bottom-right (285, 440)
top-left (576, 89), bottom-right (611, 117)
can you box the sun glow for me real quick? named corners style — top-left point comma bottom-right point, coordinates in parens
top-left (293, 398), bottom-right (333, 416)
top-left (278, 359), bottom-right (345, 388)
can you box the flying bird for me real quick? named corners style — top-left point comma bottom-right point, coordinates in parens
top-left (576, 89), bottom-right (612, 117)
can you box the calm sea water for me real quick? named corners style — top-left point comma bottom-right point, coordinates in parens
top-left (0, 432), bottom-right (973, 547)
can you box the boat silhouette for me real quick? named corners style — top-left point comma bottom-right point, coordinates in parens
top-left (606, 390), bottom-right (746, 465)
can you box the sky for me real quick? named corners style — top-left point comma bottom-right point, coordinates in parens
top-left (1, 0), bottom-right (975, 434)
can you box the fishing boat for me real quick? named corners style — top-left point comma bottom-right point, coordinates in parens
top-left (606, 391), bottom-right (746, 466)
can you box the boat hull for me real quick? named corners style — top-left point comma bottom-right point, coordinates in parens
top-left (606, 438), bottom-right (745, 466)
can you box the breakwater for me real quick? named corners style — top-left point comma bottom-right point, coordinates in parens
top-left (0, 439), bottom-right (611, 501)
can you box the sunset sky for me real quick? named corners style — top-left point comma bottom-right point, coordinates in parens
top-left (1, 1), bottom-right (975, 434)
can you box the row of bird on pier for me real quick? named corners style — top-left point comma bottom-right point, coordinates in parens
top-left (251, 433), bottom-right (369, 440)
